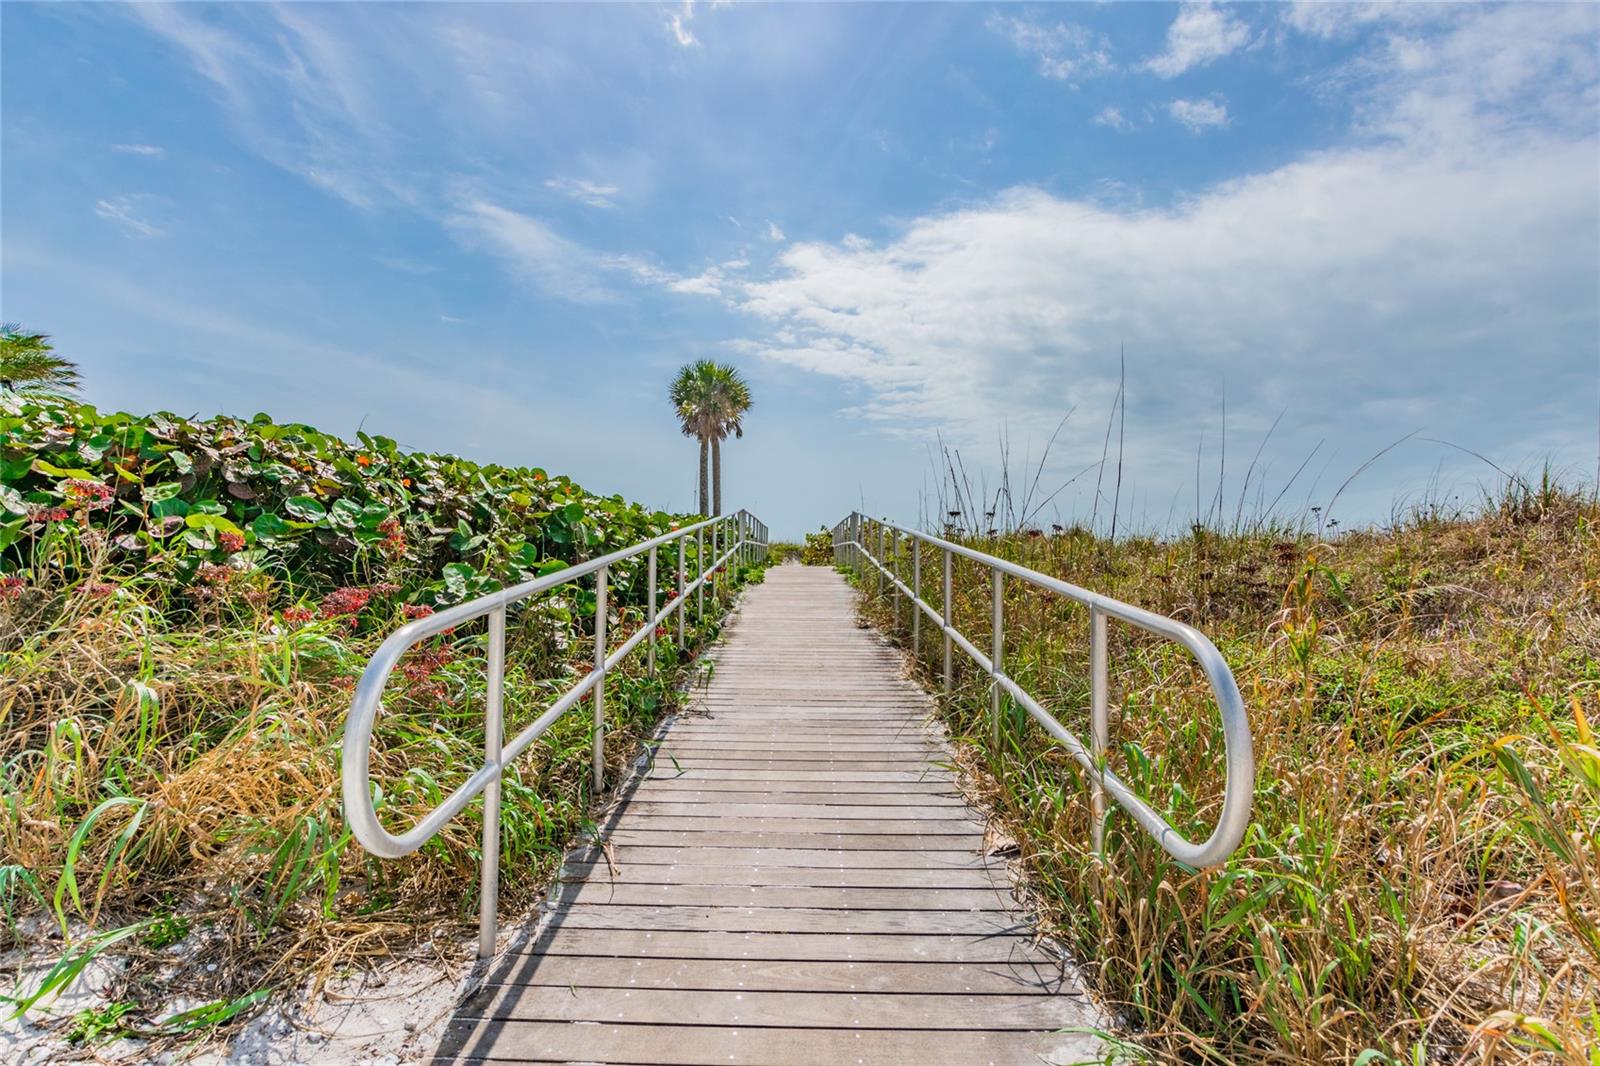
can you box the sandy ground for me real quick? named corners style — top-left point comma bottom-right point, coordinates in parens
top-left (1, 917), bottom-right (539, 1065)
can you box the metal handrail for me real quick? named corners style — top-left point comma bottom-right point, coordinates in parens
top-left (830, 512), bottom-right (1253, 868)
top-left (342, 509), bottom-right (768, 957)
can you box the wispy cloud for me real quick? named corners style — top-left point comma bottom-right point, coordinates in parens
top-left (545, 176), bottom-right (620, 209)
top-left (987, 13), bottom-right (1115, 86)
top-left (765, 220), bottom-right (785, 242)
top-left (447, 201), bottom-right (617, 302)
top-left (94, 194), bottom-right (165, 237)
top-left (1144, 2), bottom-right (1252, 78)
top-left (112, 143), bottom-right (165, 157)
top-left (1168, 97), bottom-right (1229, 132)
top-left (668, 1), bottom-right (698, 47)
top-left (1093, 106), bottom-right (1133, 131)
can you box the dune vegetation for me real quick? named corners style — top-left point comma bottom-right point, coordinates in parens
top-left (852, 480), bottom-right (1598, 1063)
top-left (0, 393), bottom-right (756, 1047)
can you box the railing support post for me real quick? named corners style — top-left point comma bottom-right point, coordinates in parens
top-left (1090, 605), bottom-right (1109, 859)
top-left (990, 568), bottom-right (1003, 750)
top-left (478, 604), bottom-right (506, 959)
top-left (696, 527), bottom-right (704, 622)
top-left (911, 538), bottom-right (921, 659)
top-left (593, 566), bottom-right (608, 793)
top-left (647, 545), bottom-right (658, 677)
top-left (676, 534), bottom-right (686, 649)
top-left (875, 523), bottom-right (884, 597)
top-left (892, 530), bottom-right (901, 627)
top-left (942, 548), bottom-right (952, 694)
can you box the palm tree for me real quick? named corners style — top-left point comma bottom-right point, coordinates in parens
top-left (0, 324), bottom-right (80, 396)
top-left (669, 360), bottom-right (752, 516)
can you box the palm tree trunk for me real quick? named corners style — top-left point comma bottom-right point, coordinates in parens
top-left (698, 437), bottom-right (710, 516)
top-left (712, 436), bottom-right (722, 516)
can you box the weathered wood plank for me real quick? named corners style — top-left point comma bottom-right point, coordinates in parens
top-left (463, 986), bottom-right (1085, 1029)
top-left (434, 1021), bottom-right (1101, 1065)
top-left (477, 956), bottom-right (1080, 996)
top-left (558, 862), bottom-right (1009, 889)
top-left (552, 881), bottom-right (1017, 911)
top-left (545, 904), bottom-right (1026, 935)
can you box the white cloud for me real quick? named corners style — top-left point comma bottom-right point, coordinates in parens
top-left (545, 176), bottom-right (620, 209)
top-left (447, 201), bottom-right (618, 302)
top-left (1093, 106), bottom-right (1132, 131)
top-left (94, 195), bottom-right (165, 237)
top-left (1168, 97), bottom-right (1230, 131)
top-left (1144, 2), bottom-right (1252, 78)
top-left (643, 5), bottom-right (1597, 519)
top-left (765, 220), bottom-right (785, 242)
top-left (988, 14), bottom-right (1115, 85)
top-left (668, 1), bottom-right (698, 47)
top-left (113, 143), bottom-right (165, 157)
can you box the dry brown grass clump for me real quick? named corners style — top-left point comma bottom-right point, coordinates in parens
top-left (857, 486), bottom-right (1598, 1063)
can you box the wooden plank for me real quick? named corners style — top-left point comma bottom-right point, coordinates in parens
top-left (641, 769), bottom-right (956, 782)
top-left (552, 881), bottom-right (1016, 911)
top-left (476, 956), bottom-right (1080, 996)
top-left (624, 789), bottom-right (966, 806)
top-left (601, 830), bottom-right (981, 851)
top-left (434, 1020), bottom-right (1101, 1065)
top-left (545, 904), bottom-right (1026, 935)
top-left (462, 986), bottom-right (1085, 1029)
top-left (618, 802), bottom-right (967, 819)
top-left (512, 927), bottom-right (1063, 963)
top-left (568, 845), bottom-right (1000, 869)
top-left (613, 815), bottom-right (982, 834)
top-left (558, 863), bottom-right (1010, 889)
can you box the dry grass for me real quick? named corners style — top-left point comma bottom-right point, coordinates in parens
top-left (0, 548), bottom-right (749, 1047)
top-left (856, 484), bottom-right (1599, 1063)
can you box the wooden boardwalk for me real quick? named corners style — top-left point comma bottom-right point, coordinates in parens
top-left (436, 566), bottom-right (1103, 1065)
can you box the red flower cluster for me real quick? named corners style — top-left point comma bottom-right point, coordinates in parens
top-left (84, 582), bottom-right (116, 598)
top-left (0, 575), bottom-right (25, 600)
top-left (402, 603), bottom-right (434, 620)
top-left (196, 564), bottom-right (234, 585)
top-left (401, 644), bottom-right (455, 683)
top-left (65, 480), bottom-right (113, 503)
top-left (654, 625), bottom-right (667, 638)
top-left (218, 531), bottom-right (246, 553)
top-left (28, 507), bottom-right (69, 523)
top-left (372, 582), bottom-right (401, 596)
top-left (282, 606), bottom-right (316, 626)
top-left (378, 516), bottom-right (406, 557)
top-left (319, 586), bottom-right (371, 618)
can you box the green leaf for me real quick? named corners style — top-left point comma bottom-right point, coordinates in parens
top-left (251, 513), bottom-right (292, 542)
top-left (442, 562), bottom-right (475, 599)
top-left (141, 481), bottom-right (183, 504)
top-left (185, 513), bottom-right (244, 535)
top-left (32, 459), bottom-right (95, 480)
top-left (284, 496), bottom-right (327, 521)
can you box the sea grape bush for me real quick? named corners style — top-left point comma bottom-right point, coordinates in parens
top-left (0, 394), bottom-right (680, 618)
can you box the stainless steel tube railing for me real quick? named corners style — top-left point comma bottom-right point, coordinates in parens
top-left (342, 509), bottom-right (768, 957)
top-left (831, 512), bottom-right (1252, 868)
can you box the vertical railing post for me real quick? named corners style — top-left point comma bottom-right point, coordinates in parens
top-left (942, 548), bottom-right (953, 694)
top-left (875, 523), bottom-right (884, 597)
top-left (593, 566), bottom-right (608, 793)
top-left (647, 545), bottom-right (658, 677)
top-left (675, 533), bottom-right (686, 649)
top-left (478, 605), bottom-right (506, 959)
top-left (891, 530), bottom-right (901, 629)
top-left (696, 526), bottom-right (704, 621)
top-left (911, 537), bottom-right (921, 659)
top-left (1090, 605), bottom-right (1109, 859)
top-left (991, 568), bottom-right (1003, 750)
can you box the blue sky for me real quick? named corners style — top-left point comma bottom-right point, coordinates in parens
top-left (3, 2), bottom-right (1597, 537)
